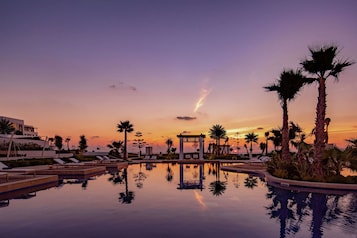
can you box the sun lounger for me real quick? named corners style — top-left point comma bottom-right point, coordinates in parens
top-left (103, 156), bottom-right (111, 160)
top-left (0, 162), bottom-right (9, 170)
top-left (54, 158), bottom-right (66, 165)
top-left (69, 158), bottom-right (80, 163)
top-left (96, 156), bottom-right (104, 161)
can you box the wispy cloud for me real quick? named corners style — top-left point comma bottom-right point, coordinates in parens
top-left (194, 88), bottom-right (211, 113)
top-left (176, 116), bottom-right (196, 121)
top-left (109, 82), bottom-right (137, 91)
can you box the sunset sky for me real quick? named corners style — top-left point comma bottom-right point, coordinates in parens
top-left (1, 0), bottom-right (356, 153)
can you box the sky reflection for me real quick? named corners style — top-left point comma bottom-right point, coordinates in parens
top-left (0, 163), bottom-right (356, 238)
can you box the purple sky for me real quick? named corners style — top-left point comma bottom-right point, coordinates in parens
top-left (1, 0), bottom-right (356, 152)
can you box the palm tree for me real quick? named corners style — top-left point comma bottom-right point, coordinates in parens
top-left (65, 137), bottom-right (71, 151)
top-left (54, 135), bottom-right (63, 151)
top-left (209, 124), bottom-right (227, 155)
top-left (117, 120), bottom-right (134, 160)
top-left (107, 140), bottom-right (124, 157)
top-left (0, 118), bottom-right (15, 134)
top-left (165, 138), bottom-right (173, 155)
top-left (301, 45), bottom-right (354, 177)
top-left (78, 135), bottom-right (88, 152)
top-left (264, 131), bottom-right (271, 155)
top-left (264, 69), bottom-right (308, 160)
top-left (270, 129), bottom-right (282, 152)
top-left (244, 132), bottom-right (258, 157)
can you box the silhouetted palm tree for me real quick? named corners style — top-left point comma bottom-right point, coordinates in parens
top-left (165, 138), bottom-right (173, 157)
top-left (244, 132), bottom-right (258, 157)
top-left (301, 45), bottom-right (354, 177)
top-left (209, 124), bottom-right (227, 155)
top-left (65, 137), bottom-right (71, 151)
top-left (270, 129), bottom-right (282, 152)
top-left (264, 69), bottom-right (307, 161)
top-left (107, 140), bottom-right (124, 157)
top-left (0, 118), bottom-right (15, 134)
top-left (117, 120), bottom-right (134, 160)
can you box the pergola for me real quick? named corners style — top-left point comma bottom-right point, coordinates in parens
top-left (176, 134), bottom-right (205, 160)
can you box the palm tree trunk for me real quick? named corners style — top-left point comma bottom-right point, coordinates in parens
top-left (265, 138), bottom-right (268, 155)
top-left (282, 100), bottom-right (290, 160)
top-left (314, 77), bottom-right (327, 178)
top-left (124, 131), bottom-right (127, 159)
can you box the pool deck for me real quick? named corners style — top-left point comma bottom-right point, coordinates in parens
top-left (0, 161), bottom-right (129, 195)
top-left (0, 172), bottom-right (58, 197)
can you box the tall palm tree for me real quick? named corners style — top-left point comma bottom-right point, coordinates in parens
top-left (117, 120), bottom-right (134, 160)
top-left (301, 45), bottom-right (354, 177)
top-left (264, 69), bottom-right (308, 160)
top-left (0, 118), bottom-right (15, 134)
top-left (209, 124), bottom-right (227, 155)
top-left (244, 132), bottom-right (258, 157)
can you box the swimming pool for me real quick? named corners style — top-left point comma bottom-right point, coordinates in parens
top-left (0, 162), bottom-right (356, 238)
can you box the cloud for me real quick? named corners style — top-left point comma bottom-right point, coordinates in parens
top-left (194, 88), bottom-right (212, 113)
top-left (176, 116), bottom-right (197, 121)
top-left (91, 136), bottom-right (100, 139)
top-left (181, 131), bottom-right (191, 134)
top-left (256, 127), bottom-right (264, 130)
top-left (109, 82), bottom-right (137, 91)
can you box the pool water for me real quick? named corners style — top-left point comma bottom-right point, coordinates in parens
top-left (0, 162), bottom-right (356, 238)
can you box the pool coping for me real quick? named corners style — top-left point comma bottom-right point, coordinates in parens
top-left (221, 164), bottom-right (357, 191)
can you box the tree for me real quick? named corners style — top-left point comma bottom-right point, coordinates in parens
top-left (270, 129), bottom-right (282, 152)
top-left (264, 131), bottom-right (271, 155)
top-left (54, 135), bottom-right (63, 150)
top-left (244, 132), bottom-right (258, 157)
top-left (79, 135), bottom-right (88, 152)
top-left (209, 124), bottom-right (227, 155)
top-left (0, 118), bottom-right (15, 134)
top-left (165, 138), bottom-right (173, 157)
top-left (65, 137), bottom-right (71, 151)
top-left (301, 45), bottom-right (354, 177)
top-left (260, 142), bottom-right (267, 155)
top-left (107, 140), bottom-right (123, 157)
top-left (264, 69), bottom-right (308, 160)
top-left (117, 120), bottom-right (134, 160)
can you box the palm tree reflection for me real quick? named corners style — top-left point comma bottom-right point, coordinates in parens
top-left (209, 163), bottom-right (227, 196)
top-left (166, 163), bottom-right (174, 182)
top-left (119, 168), bottom-right (135, 204)
top-left (244, 176), bottom-right (258, 189)
top-left (265, 185), bottom-right (357, 238)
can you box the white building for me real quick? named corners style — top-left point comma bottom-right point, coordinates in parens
top-left (0, 116), bottom-right (38, 136)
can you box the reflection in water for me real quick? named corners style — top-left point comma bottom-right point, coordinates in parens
top-left (1, 163), bottom-right (356, 238)
top-left (119, 168), bottom-right (135, 204)
top-left (266, 185), bottom-right (357, 238)
top-left (178, 163), bottom-right (204, 190)
top-left (133, 163), bottom-right (147, 188)
top-left (244, 176), bottom-right (258, 189)
top-left (208, 163), bottom-right (227, 196)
